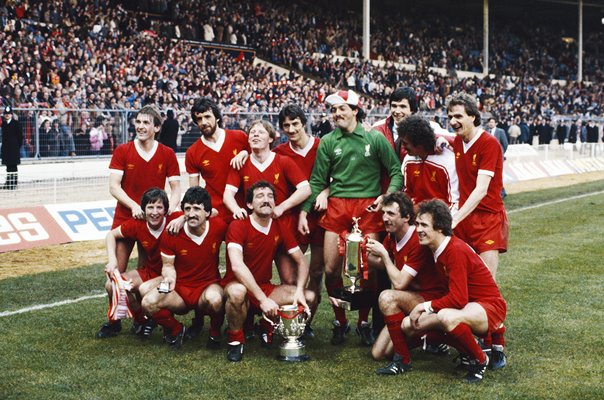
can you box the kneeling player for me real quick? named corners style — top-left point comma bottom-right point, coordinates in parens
top-left (141, 187), bottom-right (227, 349)
top-left (97, 188), bottom-right (174, 339)
top-left (397, 200), bottom-right (507, 383)
top-left (365, 192), bottom-right (448, 368)
top-left (222, 181), bottom-right (316, 362)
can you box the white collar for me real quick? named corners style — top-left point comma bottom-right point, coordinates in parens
top-left (147, 218), bottom-right (166, 239)
top-left (184, 221), bottom-right (210, 245)
top-left (288, 136), bottom-right (315, 157)
top-left (433, 235), bottom-right (451, 261)
top-left (200, 128), bottom-right (226, 152)
top-left (462, 129), bottom-right (484, 153)
top-left (250, 215), bottom-right (272, 235)
top-left (250, 151), bottom-right (276, 172)
top-left (395, 225), bottom-right (415, 252)
top-left (134, 139), bottom-right (158, 161)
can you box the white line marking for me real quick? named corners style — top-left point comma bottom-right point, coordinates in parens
top-left (508, 190), bottom-right (604, 214)
top-left (2, 190), bottom-right (603, 318)
top-left (0, 293), bottom-right (106, 317)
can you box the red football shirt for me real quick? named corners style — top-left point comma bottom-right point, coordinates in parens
top-left (185, 129), bottom-right (248, 217)
top-left (403, 149), bottom-right (459, 209)
top-left (109, 140), bottom-right (180, 227)
top-left (160, 219), bottom-right (227, 285)
top-left (225, 152), bottom-right (309, 209)
top-left (224, 217), bottom-right (299, 285)
top-left (273, 136), bottom-right (320, 178)
top-left (430, 236), bottom-right (503, 312)
top-left (383, 226), bottom-right (447, 296)
top-left (452, 131), bottom-right (504, 213)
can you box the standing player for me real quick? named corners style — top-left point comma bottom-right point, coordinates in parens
top-left (365, 192), bottom-right (447, 365)
top-left (372, 87), bottom-right (418, 162)
top-left (223, 120), bottom-right (311, 285)
top-left (399, 115), bottom-right (459, 211)
top-left (141, 187), bottom-right (227, 349)
top-left (447, 94), bottom-right (508, 369)
top-left (108, 105), bottom-right (181, 272)
top-left (299, 90), bottom-right (403, 346)
top-left (222, 181), bottom-right (316, 362)
top-left (403, 199), bottom-right (507, 383)
top-left (274, 104), bottom-right (327, 338)
top-left (185, 97), bottom-right (249, 223)
top-left (96, 188), bottom-right (173, 339)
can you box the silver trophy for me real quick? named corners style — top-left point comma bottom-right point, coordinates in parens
top-left (263, 305), bottom-right (310, 362)
top-left (332, 217), bottom-right (372, 310)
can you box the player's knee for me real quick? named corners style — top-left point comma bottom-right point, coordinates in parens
top-left (304, 289), bottom-right (317, 307)
top-left (378, 290), bottom-right (397, 311)
top-left (205, 291), bottom-right (224, 312)
top-left (436, 310), bottom-right (458, 332)
top-left (141, 293), bottom-right (160, 315)
top-left (225, 284), bottom-right (247, 304)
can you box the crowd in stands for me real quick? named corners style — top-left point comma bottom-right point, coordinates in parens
top-left (0, 0), bottom-right (602, 157)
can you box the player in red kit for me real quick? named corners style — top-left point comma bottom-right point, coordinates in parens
top-left (97, 188), bottom-right (174, 339)
top-left (109, 105), bottom-right (181, 273)
top-left (222, 181), bottom-right (316, 362)
top-left (185, 97), bottom-right (249, 224)
top-left (447, 93), bottom-right (508, 369)
top-left (366, 192), bottom-right (447, 364)
top-left (403, 200), bottom-right (507, 383)
top-left (141, 187), bottom-right (227, 349)
top-left (223, 120), bottom-right (311, 284)
top-left (274, 104), bottom-right (328, 339)
top-left (399, 115), bottom-right (459, 212)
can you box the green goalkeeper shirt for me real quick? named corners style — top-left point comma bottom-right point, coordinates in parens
top-left (302, 123), bottom-right (403, 212)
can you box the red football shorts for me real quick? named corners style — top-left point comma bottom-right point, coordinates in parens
top-left (136, 266), bottom-right (161, 283)
top-left (319, 197), bottom-right (384, 234)
top-left (454, 209), bottom-right (508, 254)
top-left (175, 279), bottom-right (220, 309)
top-left (247, 282), bottom-right (277, 311)
top-left (477, 296), bottom-right (507, 334)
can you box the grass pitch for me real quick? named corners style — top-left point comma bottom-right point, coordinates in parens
top-left (1, 180), bottom-right (604, 399)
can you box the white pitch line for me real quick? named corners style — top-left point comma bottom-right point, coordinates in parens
top-left (508, 190), bottom-right (604, 215)
top-left (1, 190), bottom-right (603, 318)
top-left (0, 293), bottom-right (106, 317)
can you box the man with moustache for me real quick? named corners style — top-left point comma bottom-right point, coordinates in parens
top-left (141, 186), bottom-right (227, 349)
top-left (299, 90), bottom-right (403, 346)
top-left (184, 97), bottom-right (249, 339)
top-left (222, 181), bottom-right (316, 362)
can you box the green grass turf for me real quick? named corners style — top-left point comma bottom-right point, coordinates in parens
top-left (1, 180), bottom-right (603, 399)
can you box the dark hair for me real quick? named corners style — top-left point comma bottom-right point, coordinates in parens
top-left (278, 104), bottom-right (307, 128)
top-left (181, 186), bottom-right (212, 212)
top-left (245, 180), bottom-right (276, 205)
top-left (191, 97), bottom-right (223, 128)
top-left (137, 104), bottom-right (163, 127)
top-left (353, 106), bottom-right (366, 123)
top-left (382, 191), bottom-right (415, 222)
top-left (398, 115), bottom-right (436, 153)
top-left (166, 109), bottom-right (174, 119)
top-left (390, 87), bottom-right (418, 113)
top-left (141, 187), bottom-right (169, 212)
top-left (446, 93), bottom-right (481, 127)
top-left (416, 199), bottom-right (453, 236)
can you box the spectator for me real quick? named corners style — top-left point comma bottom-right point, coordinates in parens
top-left (160, 109), bottom-right (179, 152)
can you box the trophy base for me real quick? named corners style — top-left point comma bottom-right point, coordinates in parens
top-left (278, 341), bottom-right (309, 362)
top-left (277, 354), bottom-right (310, 362)
top-left (331, 288), bottom-right (374, 311)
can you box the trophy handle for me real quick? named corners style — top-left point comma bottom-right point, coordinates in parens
top-left (262, 313), bottom-right (276, 326)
